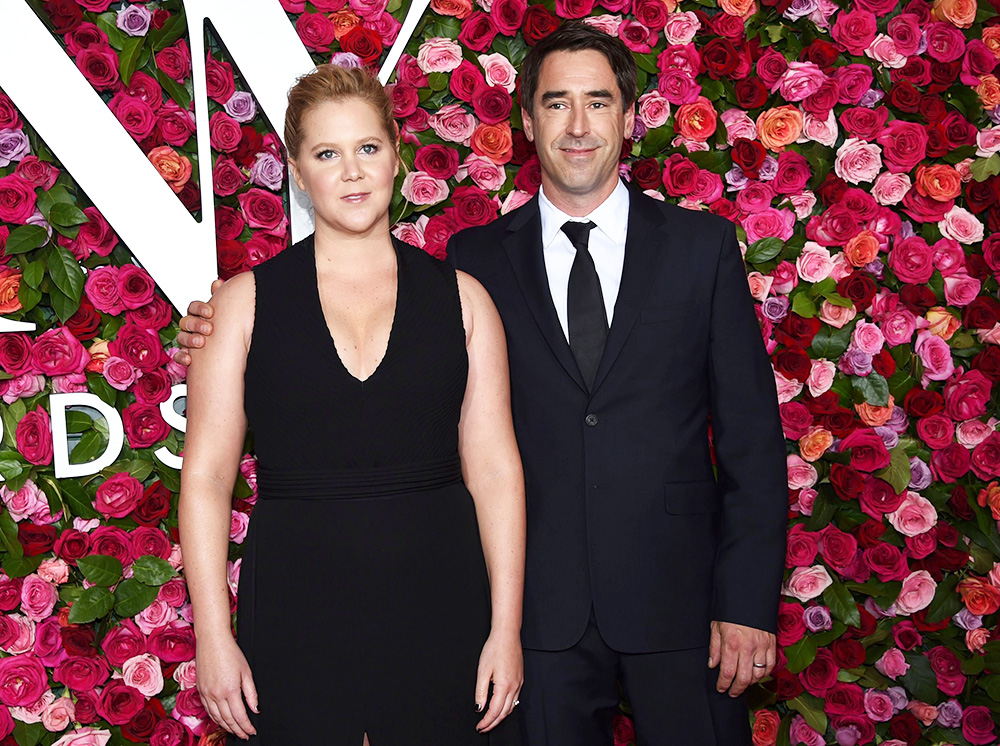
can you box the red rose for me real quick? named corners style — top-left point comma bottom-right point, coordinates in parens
top-left (785, 525), bottom-right (818, 568)
top-left (513, 157), bottom-right (543, 194)
top-left (831, 639), bottom-right (865, 669)
top-left (296, 12), bottom-right (335, 51)
top-left (472, 85), bottom-right (513, 125)
top-left (799, 648), bottom-right (838, 697)
top-left (963, 706), bottom-right (997, 746)
top-left (43, 0), bottom-right (82, 33)
top-left (177, 182), bottom-right (200, 213)
top-left (779, 402), bottom-right (812, 440)
top-left (862, 542), bottom-right (909, 581)
top-left (134, 481), bottom-right (172, 527)
top-left (0, 577), bottom-right (20, 614)
top-left (450, 185), bottom-right (497, 228)
top-left (233, 126), bottom-right (263, 168)
top-left (823, 407), bottom-right (856, 438)
top-left (856, 518), bottom-right (888, 548)
top-left (127, 296), bottom-right (173, 331)
top-left (117, 265), bottom-right (155, 310)
top-left (0, 175), bottom-right (38, 225)
top-left (661, 154), bottom-right (699, 196)
top-left (54, 656), bottom-right (110, 691)
top-left (0, 333), bottom-right (33, 376)
top-left (824, 682), bottom-right (864, 717)
top-left (802, 79), bottom-right (840, 119)
top-left (74, 690), bottom-right (100, 724)
top-left (341, 26), bottom-right (383, 65)
top-left (700, 38), bottom-right (739, 79)
top-left (831, 463), bottom-right (864, 500)
top-left (945, 369), bottom-right (992, 421)
top-left (631, 158), bottom-right (661, 190)
top-left (238, 188), bottom-right (287, 236)
top-left (521, 5), bottom-right (559, 45)
top-left (772, 667), bottom-right (804, 700)
top-left (55, 529), bottom-right (90, 565)
top-left (17, 524), bottom-right (56, 557)
top-left (98, 680), bottom-right (145, 725)
top-left (130, 526), bottom-right (171, 560)
top-left (633, 0), bottom-right (668, 30)
top-left (492, 0), bottom-right (529, 36)
top-left (65, 296), bottom-right (102, 341)
top-left (903, 387), bottom-right (943, 417)
top-left (123, 402), bottom-right (170, 449)
top-left (800, 39), bottom-right (840, 70)
top-left (818, 524), bottom-right (857, 569)
top-left (76, 45), bottom-right (120, 91)
top-left (217, 239), bottom-right (247, 280)
top-left (776, 602), bottom-right (806, 646)
top-left (209, 111), bottom-right (242, 153)
top-left (554, 0), bottom-right (595, 19)
top-left (16, 407), bottom-right (53, 466)
top-left (888, 81), bottom-right (921, 112)
top-left (859, 477), bottom-right (904, 517)
top-left (212, 156), bottom-right (245, 197)
top-left (389, 82), bottom-right (419, 118)
top-left (89, 525), bottom-right (134, 565)
top-left (840, 428), bottom-right (891, 472)
top-left (965, 176), bottom-right (999, 214)
top-left (774, 314), bottom-right (820, 348)
top-left (877, 120), bottom-right (928, 174)
top-left (772, 346), bottom-right (811, 383)
top-left (215, 206), bottom-right (245, 241)
top-left (123, 698), bottom-right (166, 742)
top-left (60, 626), bottom-right (97, 657)
top-left (449, 60), bottom-right (485, 103)
top-left (872, 348), bottom-right (896, 378)
top-left (205, 54), bottom-right (235, 104)
top-left (734, 78), bottom-right (768, 110)
top-left (150, 718), bottom-right (194, 746)
top-left (146, 621), bottom-right (196, 663)
top-left (836, 271), bottom-right (876, 311)
top-left (731, 138), bottom-right (766, 179)
top-left (972, 432), bottom-right (1000, 480)
top-left (155, 39), bottom-right (191, 83)
top-left (457, 11), bottom-right (498, 52)
top-left (101, 620), bottom-right (146, 668)
top-left (111, 323), bottom-right (165, 372)
top-left (973, 346), bottom-right (1000, 381)
top-left (839, 106), bottom-right (890, 141)
top-left (131, 368), bottom-right (172, 405)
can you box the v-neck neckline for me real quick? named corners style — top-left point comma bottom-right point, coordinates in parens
top-left (308, 238), bottom-right (401, 385)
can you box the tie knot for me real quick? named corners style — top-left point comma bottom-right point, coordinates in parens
top-left (561, 220), bottom-right (596, 251)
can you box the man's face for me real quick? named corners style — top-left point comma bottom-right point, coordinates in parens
top-left (522, 49), bottom-right (634, 212)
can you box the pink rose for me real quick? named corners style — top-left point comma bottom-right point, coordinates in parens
top-left (94, 473), bottom-right (143, 519)
top-left (787, 454), bottom-right (818, 489)
top-left (103, 357), bottom-right (139, 391)
top-left (877, 120), bottom-right (928, 174)
top-left (783, 565), bottom-right (833, 601)
top-left (896, 570), bottom-right (937, 614)
top-left (789, 716), bottom-right (825, 746)
top-left (663, 11), bottom-right (700, 44)
top-left (742, 207), bottom-right (796, 243)
top-left (834, 138), bottom-right (883, 184)
top-left (429, 104), bottom-right (476, 144)
top-left (863, 688), bottom-right (895, 721)
top-left (237, 189), bottom-right (287, 236)
top-left (51, 730), bottom-right (112, 746)
top-left (400, 172), bottom-right (449, 206)
top-left (796, 243), bottom-right (835, 283)
top-left (173, 660), bottom-right (197, 690)
top-left (478, 53), bottom-right (516, 93)
top-left (122, 402), bottom-right (170, 449)
top-left (774, 371), bottom-right (804, 404)
top-left (887, 491), bottom-right (938, 536)
top-left (943, 272), bottom-right (981, 307)
top-left (1, 480), bottom-right (46, 523)
top-left (101, 621), bottom-right (146, 668)
top-left (117, 265), bottom-right (155, 310)
top-left (637, 90), bottom-right (671, 129)
top-left (36, 559), bottom-right (69, 585)
top-left (807, 359), bottom-right (836, 397)
top-left (875, 647), bottom-right (910, 679)
top-left (146, 621), bottom-right (196, 663)
top-left (957, 420), bottom-right (993, 448)
top-left (889, 236), bottom-right (934, 283)
top-left (19, 575), bottom-right (57, 622)
top-left (456, 154), bottom-right (506, 192)
top-left (801, 110), bottom-right (839, 147)
top-left (16, 408), bottom-right (52, 466)
top-left (852, 319), bottom-right (885, 355)
top-left (121, 653), bottom-right (164, 697)
top-left (972, 432), bottom-right (1000, 480)
top-left (819, 300), bottom-right (857, 328)
top-left (41, 697), bottom-right (75, 732)
top-left (657, 70), bottom-right (701, 105)
top-left (945, 369), bottom-right (992, 420)
top-left (391, 217), bottom-right (427, 249)
top-left (778, 61), bottom-right (828, 102)
top-left (882, 308), bottom-right (917, 347)
top-left (832, 9), bottom-right (878, 55)
top-left (31, 327), bottom-right (89, 376)
top-left (417, 37), bottom-right (463, 74)
top-left (230, 510), bottom-right (249, 543)
top-left (85, 266), bottom-right (124, 314)
top-left (0, 655), bottom-right (47, 706)
top-left (773, 151), bottom-right (812, 194)
top-left (867, 34), bottom-right (907, 67)
top-left (939, 206), bottom-right (984, 245)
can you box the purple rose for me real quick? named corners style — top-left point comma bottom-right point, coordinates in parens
top-left (839, 348), bottom-right (874, 376)
top-left (0, 130), bottom-right (29, 167)
top-left (802, 605), bottom-right (832, 632)
top-left (249, 152), bottom-right (284, 191)
top-left (330, 52), bottom-right (363, 69)
top-left (224, 91), bottom-right (257, 124)
top-left (116, 4), bottom-right (152, 36)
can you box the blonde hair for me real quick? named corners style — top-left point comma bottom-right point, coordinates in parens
top-left (284, 64), bottom-right (398, 160)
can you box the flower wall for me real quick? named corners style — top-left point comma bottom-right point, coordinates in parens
top-left (0, 0), bottom-right (999, 744)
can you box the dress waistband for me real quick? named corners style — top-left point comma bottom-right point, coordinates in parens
top-left (256, 455), bottom-right (463, 500)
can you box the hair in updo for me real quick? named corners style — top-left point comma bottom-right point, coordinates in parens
top-left (284, 64), bottom-right (398, 160)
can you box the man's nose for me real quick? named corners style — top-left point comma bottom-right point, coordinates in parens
top-left (567, 104), bottom-right (588, 138)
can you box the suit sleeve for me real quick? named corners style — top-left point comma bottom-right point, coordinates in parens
top-left (445, 235), bottom-right (460, 270)
top-left (707, 220), bottom-right (788, 634)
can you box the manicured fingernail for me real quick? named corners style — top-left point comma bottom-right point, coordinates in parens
top-left (475, 703), bottom-right (483, 712)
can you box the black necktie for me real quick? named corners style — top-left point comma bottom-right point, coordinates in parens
top-left (562, 220), bottom-right (607, 390)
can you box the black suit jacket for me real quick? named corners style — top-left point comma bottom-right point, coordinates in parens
top-left (448, 186), bottom-right (788, 653)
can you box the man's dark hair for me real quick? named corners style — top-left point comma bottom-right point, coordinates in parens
top-left (520, 22), bottom-right (638, 116)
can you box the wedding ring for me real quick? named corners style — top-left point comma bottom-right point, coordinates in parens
top-left (752, 663), bottom-right (766, 668)
top-left (513, 700), bottom-right (520, 706)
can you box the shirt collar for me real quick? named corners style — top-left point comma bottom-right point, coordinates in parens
top-left (538, 179), bottom-right (630, 249)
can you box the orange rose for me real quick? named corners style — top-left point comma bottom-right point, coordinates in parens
top-left (856, 395), bottom-right (895, 427)
top-left (958, 576), bottom-right (1000, 615)
top-left (751, 709), bottom-right (780, 746)
top-left (0, 269), bottom-right (22, 314)
top-left (915, 163), bottom-right (962, 201)
top-left (977, 75), bottom-right (1000, 108)
top-left (967, 627), bottom-right (990, 653)
top-left (983, 27), bottom-right (1000, 58)
top-left (147, 146), bottom-right (191, 194)
top-left (430, 0), bottom-right (473, 18)
top-left (926, 307), bottom-right (961, 340)
top-left (470, 122), bottom-right (512, 165)
top-left (933, 0), bottom-right (976, 27)
top-left (720, 0), bottom-right (756, 18)
top-left (756, 106), bottom-right (804, 152)
top-left (844, 230), bottom-right (880, 267)
top-left (907, 702), bottom-right (938, 727)
top-left (85, 339), bottom-right (110, 374)
top-left (799, 426), bottom-right (833, 462)
top-left (675, 96), bottom-right (718, 142)
top-left (331, 9), bottom-right (362, 40)
top-left (977, 481), bottom-right (1000, 520)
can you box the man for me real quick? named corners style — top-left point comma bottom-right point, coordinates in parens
top-left (178, 22), bottom-right (788, 746)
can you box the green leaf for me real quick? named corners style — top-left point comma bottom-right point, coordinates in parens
top-left (4, 225), bottom-right (49, 255)
top-left (48, 202), bottom-right (88, 229)
top-left (96, 13), bottom-right (130, 49)
top-left (0, 508), bottom-right (22, 559)
top-left (851, 372), bottom-right (889, 407)
top-left (0, 458), bottom-right (24, 482)
top-left (69, 586), bottom-right (115, 624)
top-left (87, 372), bottom-right (119, 408)
top-left (47, 246), bottom-right (85, 302)
top-left (901, 652), bottom-right (941, 704)
top-left (784, 635), bottom-right (818, 673)
top-left (151, 12), bottom-right (187, 50)
top-left (60, 479), bottom-right (100, 520)
top-left (12, 721), bottom-right (45, 746)
top-left (70, 430), bottom-right (108, 466)
top-left (2, 553), bottom-right (44, 579)
top-left (634, 51), bottom-right (659, 75)
top-left (875, 445), bottom-right (912, 495)
top-left (700, 79), bottom-right (724, 101)
top-left (119, 37), bottom-right (145, 87)
top-left (745, 237), bottom-right (784, 264)
top-left (17, 283), bottom-right (42, 313)
top-left (427, 72), bottom-right (448, 91)
top-left (819, 292), bottom-right (853, 309)
top-left (132, 555), bottom-right (178, 586)
top-left (977, 3), bottom-right (999, 22)
top-left (49, 285), bottom-right (81, 324)
top-left (791, 293), bottom-right (817, 318)
top-left (923, 573), bottom-right (962, 625)
top-left (22, 261), bottom-right (43, 289)
top-left (76, 555), bottom-right (124, 587)
top-left (114, 578), bottom-right (160, 618)
top-left (823, 579), bottom-right (861, 627)
top-left (970, 154), bottom-right (1000, 182)
top-left (979, 674), bottom-right (1000, 701)
top-left (809, 323), bottom-right (853, 359)
top-left (156, 70), bottom-right (192, 111)
top-left (787, 694), bottom-right (827, 734)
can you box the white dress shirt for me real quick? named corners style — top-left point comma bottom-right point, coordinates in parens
top-left (538, 180), bottom-right (630, 341)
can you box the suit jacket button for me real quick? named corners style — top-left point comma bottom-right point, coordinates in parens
top-left (585, 413), bottom-right (598, 427)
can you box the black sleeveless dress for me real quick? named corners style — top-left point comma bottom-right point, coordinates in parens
top-left (235, 235), bottom-right (493, 744)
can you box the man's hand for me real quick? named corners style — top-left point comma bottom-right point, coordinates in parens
top-left (708, 620), bottom-right (775, 697)
top-left (176, 279), bottom-right (225, 366)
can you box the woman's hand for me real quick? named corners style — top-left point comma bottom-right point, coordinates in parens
top-left (475, 627), bottom-right (523, 733)
top-left (196, 634), bottom-right (259, 740)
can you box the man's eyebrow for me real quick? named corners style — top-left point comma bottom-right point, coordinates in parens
top-left (540, 89), bottom-right (615, 102)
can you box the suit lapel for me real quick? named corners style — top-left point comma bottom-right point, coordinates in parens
top-left (590, 190), bottom-right (669, 393)
top-left (503, 197), bottom-right (589, 393)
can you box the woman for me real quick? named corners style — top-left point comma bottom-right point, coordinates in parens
top-left (178, 64), bottom-right (525, 745)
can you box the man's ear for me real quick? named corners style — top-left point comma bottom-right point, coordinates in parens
top-left (623, 104), bottom-right (636, 141)
top-left (521, 106), bottom-right (534, 142)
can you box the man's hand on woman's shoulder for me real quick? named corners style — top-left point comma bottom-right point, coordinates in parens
top-left (175, 279), bottom-right (225, 365)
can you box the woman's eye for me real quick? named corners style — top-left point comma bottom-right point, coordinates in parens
top-left (360, 143), bottom-right (380, 155)
top-left (317, 149), bottom-right (336, 160)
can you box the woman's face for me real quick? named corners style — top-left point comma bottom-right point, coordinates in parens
top-left (289, 97), bottom-right (399, 240)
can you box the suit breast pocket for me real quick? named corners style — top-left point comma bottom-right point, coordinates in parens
top-left (664, 480), bottom-right (722, 515)
top-left (640, 306), bottom-right (699, 325)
